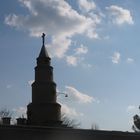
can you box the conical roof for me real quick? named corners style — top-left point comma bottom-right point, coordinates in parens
top-left (39, 45), bottom-right (50, 58)
top-left (38, 33), bottom-right (50, 58)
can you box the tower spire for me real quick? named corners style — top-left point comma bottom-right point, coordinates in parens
top-left (27, 33), bottom-right (61, 126)
top-left (39, 33), bottom-right (50, 58)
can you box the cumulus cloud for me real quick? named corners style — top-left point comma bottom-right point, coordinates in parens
top-left (65, 86), bottom-right (94, 103)
top-left (58, 86), bottom-right (96, 119)
top-left (47, 37), bottom-right (72, 58)
top-left (66, 55), bottom-right (78, 66)
top-left (78, 0), bottom-right (96, 12)
top-left (65, 44), bottom-right (89, 66)
top-left (5, 1), bottom-right (134, 68)
top-left (127, 58), bottom-right (134, 64)
top-left (5, 0), bottom-right (100, 60)
top-left (74, 44), bottom-right (88, 55)
top-left (126, 105), bottom-right (137, 113)
top-left (66, 55), bottom-right (86, 67)
top-left (111, 52), bottom-right (121, 64)
top-left (106, 5), bottom-right (134, 25)
top-left (61, 103), bottom-right (83, 117)
top-left (58, 85), bottom-right (98, 119)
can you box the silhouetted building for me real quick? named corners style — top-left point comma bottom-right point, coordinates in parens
top-left (27, 33), bottom-right (61, 126)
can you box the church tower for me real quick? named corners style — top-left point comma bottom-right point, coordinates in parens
top-left (27, 33), bottom-right (61, 126)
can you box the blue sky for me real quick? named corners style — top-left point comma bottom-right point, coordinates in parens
top-left (1, 0), bottom-right (140, 131)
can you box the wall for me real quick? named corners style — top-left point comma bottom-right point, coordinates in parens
top-left (0, 125), bottom-right (140, 140)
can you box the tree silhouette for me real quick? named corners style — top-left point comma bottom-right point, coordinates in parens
top-left (0, 108), bottom-right (12, 124)
top-left (61, 113), bottom-right (80, 128)
top-left (91, 123), bottom-right (99, 130)
top-left (0, 108), bottom-right (12, 118)
top-left (132, 106), bottom-right (140, 132)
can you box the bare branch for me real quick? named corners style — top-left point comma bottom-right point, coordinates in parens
top-left (61, 113), bottom-right (80, 128)
top-left (0, 108), bottom-right (12, 118)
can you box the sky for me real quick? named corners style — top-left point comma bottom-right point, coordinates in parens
top-left (1, 0), bottom-right (140, 132)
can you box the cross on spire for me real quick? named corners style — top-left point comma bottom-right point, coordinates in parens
top-left (42, 33), bottom-right (45, 46)
top-left (39, 33), bottom-right (50, 58)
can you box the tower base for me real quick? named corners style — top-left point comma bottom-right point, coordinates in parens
top-left (27, 102), bottom-right (61, 126)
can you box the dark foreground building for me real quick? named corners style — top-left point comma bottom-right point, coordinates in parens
top-left (1, 125), bottom-right (140, 140)
top-left (0, 33), bottom-right (140, 140)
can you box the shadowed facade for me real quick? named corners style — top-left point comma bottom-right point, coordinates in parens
top-left (27, 33), bottom-right (61, 126)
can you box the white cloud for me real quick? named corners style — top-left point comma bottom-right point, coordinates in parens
top-left (65, 44), bottom-right (89, 67)
top-left (126, 105), bottom-right (137, 113)
top-left (78, 0), bottom-right (96, 12)
top-left (58, 86), bottom-right (99, 120)
top-left (66, 55), bottom-right (92, 68)
top-left (111, 52), bottom-right (121, 64)
top-left (106, 5), bottom-right (134, 25)
top-left (86, 28), bottom-right (100, 39)
top-left (47, 37), bottom-right (72, 58)
top-left (65, 86), bottom-right (94, 103)
top-left (13, 107), bottom-right (27, 118)
top-left (61, 104), bottom-right (83, 117)
top-left (66, 56), bottom-right (78, 66)
top-left (75, 44), bottom-right (88, 55)
top-left (5, 0), bottom-right (100, 60)
top-left (127, 58), bottom-right (134, 63)
top-left (5, 14), bottom-right (20, 27)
